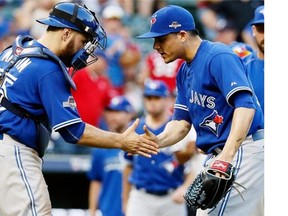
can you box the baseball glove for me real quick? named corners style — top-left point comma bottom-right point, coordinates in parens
top-left (184, 160), bottom-right (235, 210)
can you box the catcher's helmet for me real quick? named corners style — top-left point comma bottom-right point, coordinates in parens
top-left (37, 2), bottom-right (106, 50)
top-left (37, 2), bottom-right (107, 72)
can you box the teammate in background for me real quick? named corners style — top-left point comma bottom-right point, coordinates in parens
top-left (213, 18), bottom-right (255, 63)
top-left (242, 5), bottom-right (264, 115)
top-left (87, 96), bottom-right (134, 216)
top-left (122, 80), bottom-right (195, 216)
top-left (0, 2), bottom-right (158, 215)
top-left (137, 5), bottom-right (264, 216)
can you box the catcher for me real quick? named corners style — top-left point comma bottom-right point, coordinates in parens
top-left (137, 5), bottom-right (264, 216)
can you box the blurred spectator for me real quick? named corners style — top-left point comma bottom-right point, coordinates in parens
top-left (71, 53), bottom-right (114, 127)
top-left (87, 96), bottom-right (134, 216)
top-left (100, 3), bottom-right (141, 96)
top-left (12, 0), bottom-right (57, 38)
top-left (119, 0), bottom-right (166, 19)
top-left (81, 0), bottom-right (117, 16)
top-left (195, 0), bottom-right (222, 40)
top-left (29, 0), bottom-right (56, 39)
top-left (137, 50), bottom-right (184, 95)
top-left (118, 0), bottom-right (167, 56)
top-left (0, 0), bottom-right (23, 51)
top-left (197, 0), bottom-right (264, 46)
top-left (214, 18), bottom-right (239, 45)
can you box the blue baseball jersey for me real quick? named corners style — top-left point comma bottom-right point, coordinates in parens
top-left (173, 40), bottom-right (264, 153)
top-left (124, 117), bottom-right (185, 191)
top-left (87, 148), bottom-right (124, 216)
top-left (242, 50), bottom-right (264, 115)
top-left (0, 39), bottom-right (84, 153)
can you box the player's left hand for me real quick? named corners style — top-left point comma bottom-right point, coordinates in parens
top-left (142, 124), bottom-right (159, 143)
top-left (184, 159), bottom-right (235, 210)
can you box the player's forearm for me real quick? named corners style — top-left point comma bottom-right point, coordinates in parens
top-left (78, 123), bottom-right (123, 149)
top-left (220, 107), bottom-right (255, 162)
top-left (157, 120), bottom-right (191, 148)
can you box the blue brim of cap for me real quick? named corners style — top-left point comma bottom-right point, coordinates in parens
top-left (250, 20), bottom-right (264, 25)
top-left (137, 31), bottom-right (168, 39)
top-left (106, 106), bottom-right (127, 112)
top-left (144, 91), bottom-right (167, 97)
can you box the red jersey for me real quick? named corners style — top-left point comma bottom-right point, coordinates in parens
top-left (145, 51), bottom-right (184, 93)
top-left (71, 68), bottom-right (113, 127)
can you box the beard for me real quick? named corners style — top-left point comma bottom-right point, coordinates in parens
top-left (58, 40), bottom-right (76, 67)
top-left (257, 40), bottom-right (264, 54)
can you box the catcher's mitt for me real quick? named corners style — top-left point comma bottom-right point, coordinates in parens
top-left (184, 160), bottom-right (235, 210)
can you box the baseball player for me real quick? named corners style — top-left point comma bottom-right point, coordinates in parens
top-left (242, 5), bottom-right (265, 115)
top-left (123, 80), bottom-right (194, 216)
top-left (137, 5), bottom-right (264, 216)
top-left (0, 2), bottom-right (158, 215)
top-left (87, 96), bottom-right (135, 216)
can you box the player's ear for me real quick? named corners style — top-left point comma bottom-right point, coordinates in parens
top-left (178, 30), bottom-right (187, 42)
top-left (62, 28), bottom-right (72, 41)
top-left (251, 26), bottom-right (256, 37)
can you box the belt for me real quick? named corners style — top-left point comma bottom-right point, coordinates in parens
top-left (251, 129), bottom-right (264, 141)
top-left (135, 186), bottom-right (173, 196)
top-left (212, 129), bottom-right (264, 155)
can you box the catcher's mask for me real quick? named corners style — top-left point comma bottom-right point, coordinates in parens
top-left (37, 2), bottom-right (107, 74)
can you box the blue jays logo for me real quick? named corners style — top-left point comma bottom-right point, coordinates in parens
top-left (200, 110), bottom-right (223, 136)
top-left (150, 15), bottom-right (157, 26)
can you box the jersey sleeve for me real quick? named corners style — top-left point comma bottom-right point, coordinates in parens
top-left (37, 69), bottom-right (82, 131)
top-left (173, 64), bottom-right (192, 123)
top-left (209, 53), bottom-right (253, 106)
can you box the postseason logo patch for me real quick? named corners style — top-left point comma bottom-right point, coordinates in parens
top-left (63, 96), bottom-right (77, 109)
top-left (169, 21), bottom-right (182, 29)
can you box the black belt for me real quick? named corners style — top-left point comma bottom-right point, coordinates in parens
top-left (135, 186), bottom-right (172, 196)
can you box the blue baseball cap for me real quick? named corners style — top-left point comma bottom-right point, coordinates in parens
top-left (106, 96), bottom-right (134, 113)
top-left (251, 5), bottom-right (264, 25)
top-left (137, 5), bottom-right (196, 39)
top-left (143, 80), bottom-right (170, 97)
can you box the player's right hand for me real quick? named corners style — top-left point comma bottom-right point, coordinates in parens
top-left (121, 118), bottom-right (159, 158)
